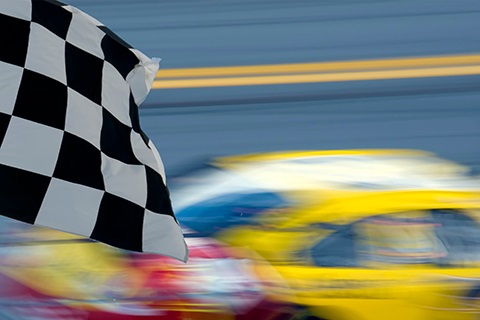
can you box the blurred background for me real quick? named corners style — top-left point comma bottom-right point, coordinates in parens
top-left (69, 0), bottom-right (480, 174)
top-left (1, 0), bottom-right (480, 319)
top-left (68, 0), bottom-right (480, 173)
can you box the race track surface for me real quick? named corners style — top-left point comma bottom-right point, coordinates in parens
top-left (70, 0), bottom-right (480, 174)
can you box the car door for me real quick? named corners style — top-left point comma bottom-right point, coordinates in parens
top-left (272, 209), bottom-right (480, 320)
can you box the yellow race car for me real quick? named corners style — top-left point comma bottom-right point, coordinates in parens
top-left (172, 149), bottom-right (480, 320)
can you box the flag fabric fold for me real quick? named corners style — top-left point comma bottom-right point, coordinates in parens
top-left (0, 0), bottom-right (188, 262)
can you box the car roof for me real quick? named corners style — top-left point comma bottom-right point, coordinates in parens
top-left (210, 149), bottom-right (478, 192)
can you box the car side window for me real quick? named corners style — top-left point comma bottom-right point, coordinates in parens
top-left (355, 212), bottom-right (444, 267)
top-left (431, 209), bottom-right (480, 266)
top-left (310, 226), bottom-right (358, 267)
top-left (310, 209), bottom-right (480, 268)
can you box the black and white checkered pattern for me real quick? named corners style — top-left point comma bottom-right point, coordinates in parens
top-left (0, 0), bottom-right (188, 262)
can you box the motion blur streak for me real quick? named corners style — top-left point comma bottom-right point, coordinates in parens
top-left (156, 54), bottom-right (480, 78)
top-left (152, 54), bottom-right (480, 89)
top-left (153, 66), bottom-right (480, 89)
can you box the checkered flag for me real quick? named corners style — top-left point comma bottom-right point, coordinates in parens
top-left (0, 0), bottom-right (188, 262)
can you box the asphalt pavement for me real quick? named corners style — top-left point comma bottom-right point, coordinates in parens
top-left (69, 0), bottom-right (480, 174)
